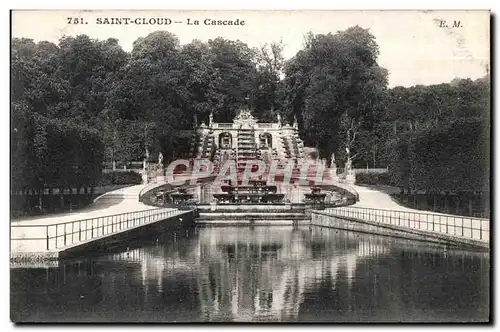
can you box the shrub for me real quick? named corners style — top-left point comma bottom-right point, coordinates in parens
top-left (97, 171), bottom-right (143, 186)
top-left (355, 172), bottom-right (391, 186)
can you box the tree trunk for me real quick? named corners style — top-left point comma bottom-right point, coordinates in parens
top-left (48, 188), bottom-right (53, 212)
top-left (433, 194), bottom-right (437, 211)
top-left (38, 192), bottom-right (43, 213)
top-left (468, 197), bottom-right (473, 216)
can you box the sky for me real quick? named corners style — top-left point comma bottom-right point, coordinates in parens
top-left (12, 10), bottom-right (490, 87)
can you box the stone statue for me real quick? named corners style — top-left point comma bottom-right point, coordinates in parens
top-left (345, 147), bottom-right (352, 174)
top-left (277, 113), bottom-right (282, 125)
top-left (209, 112), bottom-right (213, 127)
top-left (346, 157), bottom-right (352, 173)
top-left (158, 152), bottom-right (164, 167)
top-left (233, 109), bottom-right (257, 129)
top-left (330, 152), bottom-right (336, 168)
top-left (293, 115), bottom-right (298, 129)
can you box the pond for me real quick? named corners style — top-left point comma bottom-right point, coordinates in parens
top-left (11, 225), bottom-right (490, 323)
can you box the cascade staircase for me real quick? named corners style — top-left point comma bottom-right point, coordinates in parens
top-left (236, 128), bottom-right (257, 175)
top-left (193, 130), bottom-right (215, 160)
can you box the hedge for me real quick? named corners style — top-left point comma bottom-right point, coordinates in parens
top-left (355, 172), bottom-right (391, 186)
top-left (97, 171), bottom-right (143, 186)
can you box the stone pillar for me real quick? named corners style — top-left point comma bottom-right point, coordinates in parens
top-left (142, 160), bottom-right (148, 184)
top-left (196, 185), bottom-right (202, 203)
top-left (345, 157), bottom-right (355, 185)
top-left (329, 167), bottom-right (339, 183)
top-left (346, 170), bottom-right (355, 185)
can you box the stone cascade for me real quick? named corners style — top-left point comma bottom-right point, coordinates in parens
top-left (194, 132), bottom-right (204, 158)
top-left (195, 130), bottom-right (215, 160)
top-left (195, 203), bottom-right (310, 225)
top-left (273, 131), bottom-right (287, 161)
top-left (188, 109), bottom-right (320, 185)
top-left (188, 131), bottom-right (198, 156)
top-left (280, 129), bottom-right (305, 161)
top-left (236, 128), bottom-right (258, 172)
top-left (213, 148), bottom-right (236, 174)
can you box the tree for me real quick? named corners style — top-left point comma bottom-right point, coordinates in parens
top-left (252, 41), bottom-right (285, 121)
top-left (282, 27), bottom-right (388, 163)
top-left (207, 37), bottom-right (258, 122)
top-left (11, 37), bottom-right (108, 197)
top-left (106, 31), bottom-right (185, 162)
top-left (180, 39), bottom-right (215, 125)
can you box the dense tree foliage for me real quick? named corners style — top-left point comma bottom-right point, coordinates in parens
top-left (280, 27), bottom-right (489, 199)
top-left (12, 33), bottom-right (267, 194)
top-left (12, 36), bottom-right (110, 194)
top-left (252, 41), bottom-right (285, 121)
top-left (11, 103), bottom-right (103, 193)
top-left (282, 27), bottom-right (388, 162)
top-left (105, 32), bottom-right (260, 161)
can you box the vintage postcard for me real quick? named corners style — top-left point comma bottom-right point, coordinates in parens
top-left (10, 10), bottom-right (490, 323)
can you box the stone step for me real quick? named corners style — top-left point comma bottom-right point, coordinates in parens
top-left (197, 212), bottom-right (306, 220)
top-left (197, 207), bottom-right (306, 213)
top-left (195, 219), bottom-right (310, 225)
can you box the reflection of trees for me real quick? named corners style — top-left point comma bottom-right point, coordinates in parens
top-left (195, 227), bottom-right (309, 321)
top-left (193, 227), bottom-right (392, 321)
top-left (13, 225), bottom-right (489, 323)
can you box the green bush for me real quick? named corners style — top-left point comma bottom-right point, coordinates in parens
top-left (355, 172), bottom-right (390, 186)
top-left (97, 171), bottom-right (143, 186)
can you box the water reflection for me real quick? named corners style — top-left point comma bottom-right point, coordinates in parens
top-left (11, 226), bottom-right (489, 322)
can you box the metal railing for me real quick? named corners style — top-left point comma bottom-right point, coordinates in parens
top-left (12, 208), bottom-right (186, 251)
top-left (320, 206), bottom-right (489, 242)
top-left (353, 168), bottom-right (388, 174)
